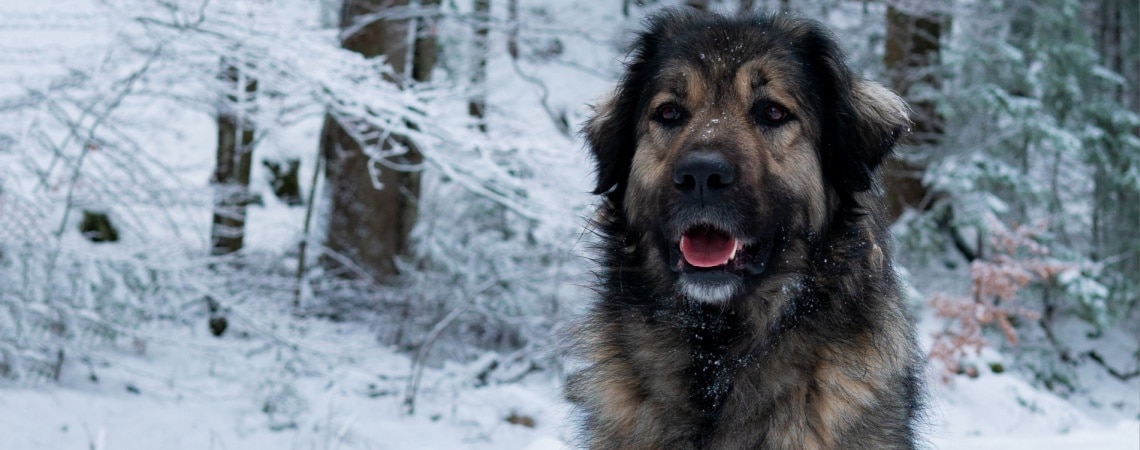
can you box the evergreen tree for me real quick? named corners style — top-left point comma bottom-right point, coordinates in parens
top-left (913, 0), bottom-right (1139, 389)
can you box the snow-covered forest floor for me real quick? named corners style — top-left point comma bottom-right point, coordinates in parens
top-left (0, 313), bottom-right (1136, 449)
top-left (1, 0), bottom-right (1137, 448)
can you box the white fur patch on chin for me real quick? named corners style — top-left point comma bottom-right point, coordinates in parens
top-left (678, 276), bottom-right (740, 303)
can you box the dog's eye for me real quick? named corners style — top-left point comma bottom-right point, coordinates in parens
top-left (654, 104), bottom-right (685, 125)
top-left (762, 105), bottom-right (787, 121)
top-left (753, 103), bottom-right (790, 126)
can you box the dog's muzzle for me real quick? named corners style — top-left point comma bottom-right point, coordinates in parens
top-left (666, 152), bottom-right (774, 303)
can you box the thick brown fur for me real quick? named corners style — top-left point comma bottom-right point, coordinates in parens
top-left (568, 9), bottom-right (924, 450)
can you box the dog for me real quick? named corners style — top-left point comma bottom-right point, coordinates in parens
top-left (568, 9), bottom-right (924, 450)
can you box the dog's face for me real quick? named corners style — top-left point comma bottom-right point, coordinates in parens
top-left (586, 12), bottom-right (908, 303)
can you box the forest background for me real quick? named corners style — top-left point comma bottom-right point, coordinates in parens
top-left (0, 0), bottom-right (1137, 448)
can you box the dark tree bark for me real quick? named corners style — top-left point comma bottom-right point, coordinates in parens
top-left (507, 0), bottom-right (519, 59)
top-left (210, 62), bottom-right (257, 256)
top-left (320, 0), bottom-right (437, 279)
top-left (469, 0), bottom-right (490, 132)
top-left (885, 4), bottom-right (944, 143)
top-left (882, 3), bottom-right (946, 221)
top-left (413, 0), bottom-right (440, 82)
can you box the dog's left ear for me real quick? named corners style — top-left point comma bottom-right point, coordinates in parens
top-left (826, 76), bottom-right (911, 193)
top-left (802, 24), bottom-right (911, 193)
top-left (827, 76), bottom-right (911, 193)
top-left (846, 79), bottom-right (911, 189)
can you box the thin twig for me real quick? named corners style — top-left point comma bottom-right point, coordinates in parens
top-left (292, 141), bottom-right (325, 312)
top-left (402, 278), bottom-right (499, 415)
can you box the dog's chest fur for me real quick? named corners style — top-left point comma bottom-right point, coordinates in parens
top-left (574, 296), bottom-right (914, 450)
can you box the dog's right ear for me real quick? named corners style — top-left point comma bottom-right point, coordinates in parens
top-left (584, 90), bottom-right (635, 200)
top-left (585, 10), bottom-right (702, 202)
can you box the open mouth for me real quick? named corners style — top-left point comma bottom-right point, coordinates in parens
top-left (669, 223), bottom-right (775, 302)
top-left (673, 224), bottom-right (769, 274)
top-left (678, 225), bottom-right (743, 269)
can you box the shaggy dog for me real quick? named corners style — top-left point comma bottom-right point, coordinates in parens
top-left (568, 9), bottom-right (924, 450)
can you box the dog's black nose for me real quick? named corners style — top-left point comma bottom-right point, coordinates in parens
top-left (673, 152), bottom-right (734, 203)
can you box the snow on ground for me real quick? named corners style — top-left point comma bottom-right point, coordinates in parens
top-left (0, 317), bottom-right (575, 450)
top-left (930, 375), bottom-right (1139, 450)
top-left (0, 312), bottom-right (1135, 450)
top-left (924, 328), bottom-right (1140, 449)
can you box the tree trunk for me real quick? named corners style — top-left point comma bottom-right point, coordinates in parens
top-left (469, 0), bottom-right (490, 132)
top-left (321, 0), bottom-right (436, 279)
top-left (413, 0), bottom-right (440, 83)
top-left (210, 61), bottom-right (257, 256)
top-left (1089, 0), bottom-right (1140, 287)
top-left (507, 0), bottom-right (519, 59)
top-left (883, 3), bottom-right (946, 221)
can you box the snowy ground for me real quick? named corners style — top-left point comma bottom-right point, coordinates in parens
top-left (0, 313), bottom-right (1136, 450)
top-left (0, 318), bottom-right (575, 450)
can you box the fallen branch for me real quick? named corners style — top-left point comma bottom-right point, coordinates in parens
top-left (1084, 351), bottom-right (1140, 381)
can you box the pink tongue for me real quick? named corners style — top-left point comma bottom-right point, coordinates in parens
top-left (679, 227), bottom-right (737, 268)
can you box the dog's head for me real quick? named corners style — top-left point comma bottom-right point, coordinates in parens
top-left (585, 10), bottom-right (909, 303)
